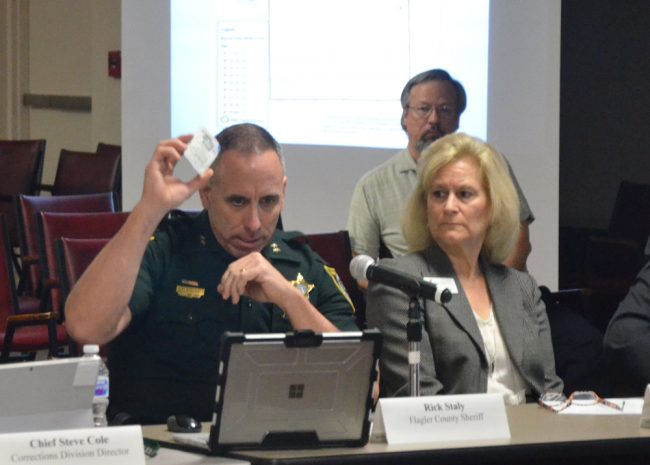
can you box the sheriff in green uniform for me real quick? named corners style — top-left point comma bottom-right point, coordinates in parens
top-left (108, 212), bottom-right (357, 422)
top-left (65, 124), bottom-right (358, 425)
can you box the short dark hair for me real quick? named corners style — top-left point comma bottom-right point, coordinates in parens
top-left (211, 123), bottom-right (285, 177)
top-left (400, 69), bottom-right (467, 123)
top-left (215, 123), bottom-right (282, 158)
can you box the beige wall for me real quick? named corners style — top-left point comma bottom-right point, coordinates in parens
top-left (0, 0), bottom-right (29, 137)
top-left (90, 0), bottom-right (121, 148)
top-left (1, 0), bottom-right (121, 185)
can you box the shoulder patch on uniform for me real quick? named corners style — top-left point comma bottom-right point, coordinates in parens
top-left (323, 265), bottom-right (355, 313)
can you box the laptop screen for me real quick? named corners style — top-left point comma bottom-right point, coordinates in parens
top-left (0, 357), bottom-right (99, 433)
top-left (209, 330), bottom-right (381, 452)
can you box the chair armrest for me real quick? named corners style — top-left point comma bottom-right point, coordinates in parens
top-left (6, 311), bottom-right (59, 324)
top-left (1, 312), bottom-right (61, 362)
top-left (20, 254), bottom-right (39, 266)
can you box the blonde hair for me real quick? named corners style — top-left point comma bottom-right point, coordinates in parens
top-left (402, 133), bottom-right (519, 263)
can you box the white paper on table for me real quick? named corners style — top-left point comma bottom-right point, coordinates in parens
top-left (558, 397), bottom-right (642, 415)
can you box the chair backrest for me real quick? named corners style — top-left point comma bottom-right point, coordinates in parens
top-left (608, 180), bottom-right (650, 244)
top-left (96, 143), bottom-right (122, 210)
top-left (0, 140), bottom-right (46, 246)
top-left (15, 193), bottom-right (116, 296)
top-left (57, 237), bottom-right (110, 300)
top-left (38, 211), bottom-right (129, 313)
top-left (0, 214), bottom-right (19, 322)
top-left (301, 230), bottom-right (366, 328)
top-left (0, 140), bottom-right (45, 195)
top-left (52, 149), bottom-right (121, 197)
top-left (56, 237), bottom-right (111, 357)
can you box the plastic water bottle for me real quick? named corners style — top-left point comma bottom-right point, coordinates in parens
top-left (83, 344), bottom-right (109, 427)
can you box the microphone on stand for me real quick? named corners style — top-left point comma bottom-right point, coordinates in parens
top-left (351, 254), bottom-right (452, 397)
top-left (350, 255), bottom-right (452, 304)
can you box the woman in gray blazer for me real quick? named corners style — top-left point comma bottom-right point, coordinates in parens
top-left (367, 133), bottom-right (563, 403)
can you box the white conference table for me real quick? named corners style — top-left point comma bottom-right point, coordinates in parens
top-left (143, 403), bottom-right (650, 465)
top-left (146, 447), bottom-right (248, 465)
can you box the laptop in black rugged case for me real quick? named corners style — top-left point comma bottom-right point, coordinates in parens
top-left (204, 329), bottom-right (381, 454)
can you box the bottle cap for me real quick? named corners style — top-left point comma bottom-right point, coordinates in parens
top-left (83, 344), bottom-right (100, 355)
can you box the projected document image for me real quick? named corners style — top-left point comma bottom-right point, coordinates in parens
top-left (216, 21), bottom-right (269, 127)
top-left (172, 0), bottom-right (489, 148)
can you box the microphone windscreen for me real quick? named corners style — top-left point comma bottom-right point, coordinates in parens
top-left (349, 255), bottom-right (375, 281)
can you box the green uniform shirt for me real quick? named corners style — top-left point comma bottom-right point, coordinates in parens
top-left (107, 211), bottom-right (358, 424)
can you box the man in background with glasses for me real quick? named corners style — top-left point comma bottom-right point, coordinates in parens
top-left (346, 69), bottom-right (534, 290)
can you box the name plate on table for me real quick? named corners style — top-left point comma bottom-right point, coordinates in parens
top-left (0, 425), bottom-right (145, 464)
top-left (371, 393), bottom-right (510, 444)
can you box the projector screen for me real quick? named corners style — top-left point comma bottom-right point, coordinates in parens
top-left (123, 0), bottom-right (560, 288)
top-left (171, 0), bottom-right (489, 148)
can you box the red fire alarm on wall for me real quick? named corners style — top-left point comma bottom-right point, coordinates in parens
top-left (108, 50), bottom-right (121, 79)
